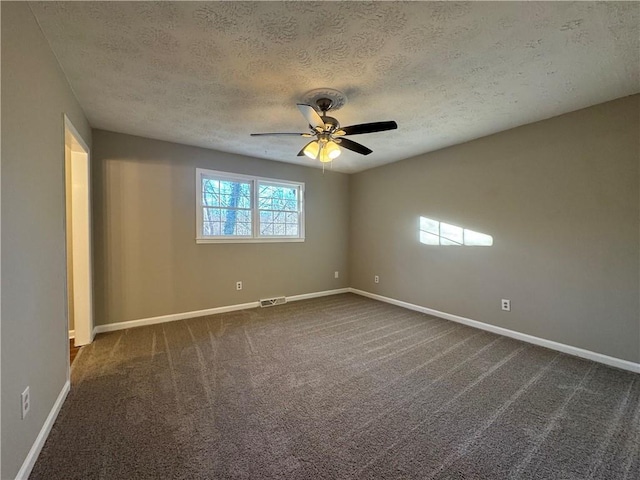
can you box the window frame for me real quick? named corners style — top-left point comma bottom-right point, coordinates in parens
top-left (196, 168), bottom-right (305, 244)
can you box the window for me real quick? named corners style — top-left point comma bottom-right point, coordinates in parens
top-left (196, 169), bottom-right (305, 243)
top-left (419, 216), bottom-right (493, 246)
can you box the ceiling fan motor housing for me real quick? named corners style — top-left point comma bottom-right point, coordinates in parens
top-left (316, 97), bottom-right (334, 113)
top-left (320, 115), bottom-right (340, 132)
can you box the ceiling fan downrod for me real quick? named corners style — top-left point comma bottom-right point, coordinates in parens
top-left (315, 97), bottom-right (334, 115)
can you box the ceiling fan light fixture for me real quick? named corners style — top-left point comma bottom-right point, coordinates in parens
top-left (325, 140), bottom-right (341, 159)
top-left (303, 140), bottom-right (320, 159)
top-left (319, 148), bottom-right (333, 163)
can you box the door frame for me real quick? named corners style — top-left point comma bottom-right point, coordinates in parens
top-left (63, 115), bottom-right (93, 359)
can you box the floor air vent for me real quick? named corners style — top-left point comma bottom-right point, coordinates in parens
top-left (260, 296), bottom-right (287, 307)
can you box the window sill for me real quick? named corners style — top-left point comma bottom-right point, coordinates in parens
top-left (196, 237), bottom-right (305, 244)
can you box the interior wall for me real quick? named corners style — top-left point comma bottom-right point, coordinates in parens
top-left (1, 2), bottom-right (92, 478)
top-left (350, 95), bottom-right (640, 363)
top-left (92, 130), bottom-right (349, 326)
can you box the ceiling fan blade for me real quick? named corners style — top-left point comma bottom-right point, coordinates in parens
top-left (250, 132), bottom-right (312, 137)
top-left (341, 121), bottom-right (398, 136)
top-left (297, 104), bottom-right (325, 130)
top-left (338, 137), bottom-right (373, 155)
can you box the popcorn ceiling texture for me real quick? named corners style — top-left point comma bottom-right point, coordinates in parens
top-left (30, 1), bottom-right (639, 173)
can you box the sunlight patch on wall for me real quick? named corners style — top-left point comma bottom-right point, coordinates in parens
top-left (419, 216), bottom-right (493, 246)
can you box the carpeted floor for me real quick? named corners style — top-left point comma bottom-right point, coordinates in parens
top-left (31, 293), bottom-right (639, 479)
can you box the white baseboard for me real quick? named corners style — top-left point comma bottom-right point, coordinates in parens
top-left (93, 301), bottom-right (260, 334)
top-left (287, 288), bottom-right (350, 302)
top-left (92, 288), bottom-right (351, 335)
top-left (68, 330), bottom-right (75, 340)
top-left (16, 380), bottom-right (70, 480)
top-left (349, 288), bottom-right (640, 374)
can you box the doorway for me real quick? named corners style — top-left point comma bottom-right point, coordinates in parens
top-left (64, 115), bottom-right (93, 352)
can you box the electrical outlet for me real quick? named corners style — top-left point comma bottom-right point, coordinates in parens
top-left (374, 275), bottom-right (380, 284)
top-left (334, 271), bottom-right (339, 279)
top-left (501, 299), bottom-right (511, 311)
top-left (236, 281), bottom-right (243, 291)
top-left (21, 386), bottom-right (30, 419)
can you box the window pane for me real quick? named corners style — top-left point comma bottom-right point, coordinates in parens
top-left (258, 183), bottom-right (298, 211)
top-left (203, 178), bottom-right (251, 209)
top-left (202, 207), bottom-right (252, 236)
top-left (203, 221), bottom-right (221, 236)
top-left (274, 223), bottom-right (286, 235)
top-left (258, 182), bottom-right (300, 236)
top-left (285, 212), bottom-right (297, 224)
top-left (260, 223), bottom-right (274, 235)
top-left (284, 198), bottom-right (297, 211)
top-left (286, 225), bottom-right (298, 236)
top-left (236, 222), bottom-right (251, 236)
top-left (202, 179), bottom-right (220, 207)
top-left (203, 208), bottom-right (222, 223)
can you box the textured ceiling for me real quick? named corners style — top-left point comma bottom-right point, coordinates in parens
top-left (30, 1), bottom-right (639, 173)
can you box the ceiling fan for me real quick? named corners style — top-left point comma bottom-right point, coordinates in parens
top-left (250, 91), bottom-right (397, 163)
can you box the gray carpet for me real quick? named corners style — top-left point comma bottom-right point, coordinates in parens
top-left (31, 293), bottom-right (639, 479)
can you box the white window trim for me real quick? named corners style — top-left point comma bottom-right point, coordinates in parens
top-left (196, 168), bottom-right (305, 244)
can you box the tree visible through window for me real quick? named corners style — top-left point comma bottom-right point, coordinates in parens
top-left (258, 183), bottom-right (300, 237)
top-left (202, 178), bottom-right (252, 236)
top-left (196, 169), bottom-right (305, 243)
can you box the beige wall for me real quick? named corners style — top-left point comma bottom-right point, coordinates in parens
top-left (91, 130), bottom-right (349, 325)
top-left (0, 6), bottom-right (637, 476)
top-left (1, 2), bottom-right (92, 478)
top-left (350, 95), bottom-right (640, 363)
